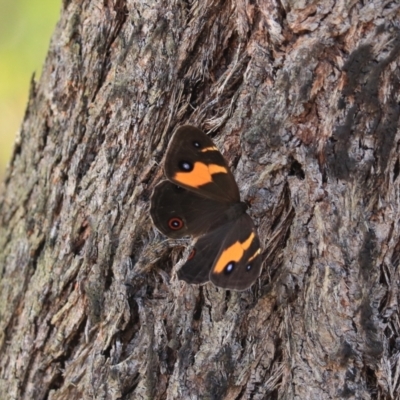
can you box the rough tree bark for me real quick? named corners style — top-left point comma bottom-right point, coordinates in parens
top-left (1, 0), bottom-right (400, 399)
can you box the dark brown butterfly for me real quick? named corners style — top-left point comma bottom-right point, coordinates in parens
top-left (150, 126), bottom-right (262, 290)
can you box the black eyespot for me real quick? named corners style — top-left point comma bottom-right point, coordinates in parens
top-left (168, 217), bottom-right (184, 230)
top-left (246, 264), bottom-right (252, 271)
top-left (193, 140), bottom-right (202, 149)
top-left (224, 262), bottom-right (235, 274)
top-left (178, 160), bottom-right (193, 171)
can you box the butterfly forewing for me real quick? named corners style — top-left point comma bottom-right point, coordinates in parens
top-left (209, 214), bottom-right (262, 290)
top-left (164, 126), bottom-right (240, 203)
top-left (177, 214), bottom-right (262, 290)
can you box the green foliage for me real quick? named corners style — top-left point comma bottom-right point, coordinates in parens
top-left (0, 0), bottom-right (60, 178)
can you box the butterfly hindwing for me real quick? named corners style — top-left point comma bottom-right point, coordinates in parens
top-left (176, 225), bottom-right (229, 284)
top-left (164, 126), bottom-right (240, 203)
top-left (178, 214), bottom-right (262, 291)
top-left (150, 180), bottom-right (236, 238)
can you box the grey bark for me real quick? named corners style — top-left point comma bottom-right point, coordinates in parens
top-left (1, 0), bottom-right (400, 399)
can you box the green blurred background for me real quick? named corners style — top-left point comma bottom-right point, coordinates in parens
top-left (0, 0), bottom-right (60, 180)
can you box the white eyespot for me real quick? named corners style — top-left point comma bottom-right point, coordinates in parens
top-left (225, 262), bottom-right (235, 274)
top-left (179, 161), bottom-right (192, 171)
top-left (246, 264), bottom-right (252, 271)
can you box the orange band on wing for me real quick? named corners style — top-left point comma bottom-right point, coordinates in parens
top-left (208, 164), bottom-right (227, 175)
top-left (200, 146), bottom-right (218, 152)
top-left (248, 248), bottom-right (261, 262)
top-left (174, 162), bottom-right (228, 188)
top-left (213, 232), bottom-right (255, 274)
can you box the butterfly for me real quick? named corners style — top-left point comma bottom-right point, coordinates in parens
top-left (150, 125), bottom-right (262, 290)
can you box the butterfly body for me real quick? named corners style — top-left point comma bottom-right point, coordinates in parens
top-left (150, 126), bottom-right (262, 290)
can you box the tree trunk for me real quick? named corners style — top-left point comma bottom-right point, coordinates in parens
top-left (1, 1), bottom-right (400, 399)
